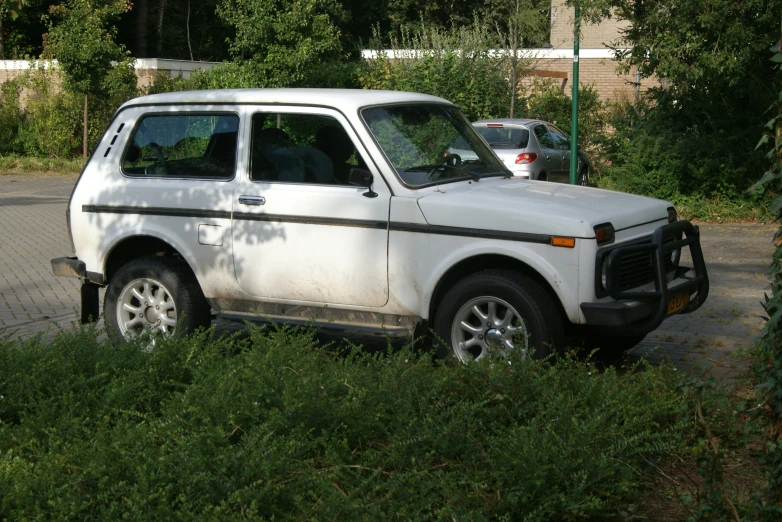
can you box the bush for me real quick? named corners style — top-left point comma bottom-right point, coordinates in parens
top-left (0, 325), bottom-right (695, 520)
top-left (14, 68), bottom-right (83, 158)
top-left (0, 80), bottom-right (23, 155)
top-left (519, 80), bottom-right (607, 154)
top-left (359, 25), bottom-right (515, 121)
top-left (9, 61), bottom-right (138, 159)
top-left (597, 98), bottom-right (768, 201)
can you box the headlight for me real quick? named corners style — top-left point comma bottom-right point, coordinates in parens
top-left (667, 206), bottom-right (678, 223)
top-left (601, 259), bottom-right (609, 290)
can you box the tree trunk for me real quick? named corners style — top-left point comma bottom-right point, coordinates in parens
top-left (0, 10), bottom-right (5, 60)
top-left (135, 0), bottom-right (148, 57)
top-left (156, 0), bottom-right (167, 57)
top-left (83, 94), bottom-right (88, 159)
top-left (186, 0), bottom-right (193, 61)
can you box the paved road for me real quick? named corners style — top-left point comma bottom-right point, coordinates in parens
top-left (0, 173), bottom-right (774, 382)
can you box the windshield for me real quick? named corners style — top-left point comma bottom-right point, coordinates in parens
top-left (361, 104), bottom-right (509, 187)
top-left (476, 125), bottom-right (530, 149)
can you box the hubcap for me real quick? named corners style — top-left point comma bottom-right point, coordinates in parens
top-left (116, 277), bottom-right (177, 338)
top-left (450, 296), bottom-right (528, 362)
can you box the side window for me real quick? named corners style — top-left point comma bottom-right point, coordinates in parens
top-left (250, 112), bottom-right (363, 185)
top-left (548, 125), bottom-right (570, 151)
top-left (122, 113), bottom-right (239, 179)
top-left (533, 125), bottom-right (554, 149)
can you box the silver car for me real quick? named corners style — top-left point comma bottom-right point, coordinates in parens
top-left (472, 119), bottom-right (590, 185)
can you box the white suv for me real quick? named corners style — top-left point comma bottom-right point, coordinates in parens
top-left (52, 89), bottom-right (708, 361)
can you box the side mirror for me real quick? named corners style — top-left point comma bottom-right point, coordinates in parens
top-left (348, 168), bottom-right (378, 198)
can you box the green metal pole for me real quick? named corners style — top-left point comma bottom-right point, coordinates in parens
top-left (569, 4), bottom-right (580, 185)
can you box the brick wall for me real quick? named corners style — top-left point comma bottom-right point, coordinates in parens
top-left (550, 0), bottom-right (629, 49)
top-left (524, 52), bottom-right (657, 102)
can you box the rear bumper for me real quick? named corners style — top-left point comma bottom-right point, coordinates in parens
top-left (51, 257), bottom-right (105, 285)
top-left (579, 220), bottom-right (709, 336)
top-left (51, 256), bottom-right (86, 278)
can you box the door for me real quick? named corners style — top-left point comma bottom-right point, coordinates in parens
top-left (532, 124), bottom-right (561, 181)
top-left (231, 106), bottom-right (390, 307)
top-left (548, 125), bottom-right (572, 183)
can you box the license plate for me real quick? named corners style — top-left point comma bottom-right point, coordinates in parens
top-left (666, 291), bottom-right (690, 315)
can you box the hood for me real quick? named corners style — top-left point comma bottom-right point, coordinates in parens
top-left (416, 178), bottom-right (670, 238)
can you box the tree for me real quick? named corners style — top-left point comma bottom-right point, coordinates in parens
top-left (573, 0), bottom-right (782, 195)
top-left (46, 0), bottom-right (134, 157)
top-left (0, 0), bottom-right (28, 58)
top-left (486, 0), bottom-right (548, 117)
top-left (217, 0), bottom-right (348, 87)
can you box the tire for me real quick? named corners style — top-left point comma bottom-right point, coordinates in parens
top-left (577, 168), bottom-right (589, 186)
top-left (104, 256), bottom-right (211, 344)
top-left (537, 172), bottom-right (548, 181)
top-left (433, 270), bottom-right (564, 361)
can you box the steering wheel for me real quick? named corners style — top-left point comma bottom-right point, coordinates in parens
top-left (429, 153), bottom-right (462, 180)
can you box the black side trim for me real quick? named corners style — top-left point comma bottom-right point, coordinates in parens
top-left (80, 204), bottom-right (556, 244)
top-left (390, 222), bottom-right (552, 244)
top-left (233, 212), bottom-right (387, 230)
top-left (83, 205), bottom-right (231, 220)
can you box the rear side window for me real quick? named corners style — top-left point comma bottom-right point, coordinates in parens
top-left (476, 126), bottom-right (530, 149)
top-left (122, 113), bottom-right (239, 179)
top-left (533, 125), bottom-right (554, 149)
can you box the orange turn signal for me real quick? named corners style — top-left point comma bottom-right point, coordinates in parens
top-left (551, 236), bottom-right (576, 248)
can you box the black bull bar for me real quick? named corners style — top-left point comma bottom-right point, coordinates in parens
top-left (584, 220), bottom-right (709, 336)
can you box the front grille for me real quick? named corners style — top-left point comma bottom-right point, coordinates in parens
top-left (596, 235), bottom-right (678, 297)
top-left (615, 235), bottom-right (677, 292)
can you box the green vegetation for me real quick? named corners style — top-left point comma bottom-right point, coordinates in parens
top-left (0, 154), bottom-right (84, 173)
top-left (748, 39), bottom-right (782, 517)
top-left (0, 324), bottom-right (766, 520)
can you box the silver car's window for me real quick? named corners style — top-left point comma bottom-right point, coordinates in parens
top-left (361, 104), bottom-right (507, 187)
top-left (533, 125), bottom-right (554, 149)
top-left (548, 125), bottom-right (570, 151)
top-left (476, 126), bottom-right (530, 149)
top-left (122, 113), bottom-right (238, 179)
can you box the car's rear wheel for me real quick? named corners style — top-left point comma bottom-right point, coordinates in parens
top-left (433, 270), bottom-right (563, 361)
top-left (104, 256), bottom-right (211, 344)
top-left (537, 172), bottom-right (548, 181)
top-left (577, 168), bottom-right (589, 186)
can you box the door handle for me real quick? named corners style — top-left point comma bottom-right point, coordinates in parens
top-left (546, 156), bottom-right (551, 160)
top-left (238, 195), bottom-right (265, 206)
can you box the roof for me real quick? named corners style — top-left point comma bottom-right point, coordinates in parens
top-left (120, 88), bottom-right (452, 112)
top-left (473, 118), bottom-right (541, 126)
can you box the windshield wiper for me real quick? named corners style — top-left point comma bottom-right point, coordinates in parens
top-left (406, 163), bottom-right (486, 182)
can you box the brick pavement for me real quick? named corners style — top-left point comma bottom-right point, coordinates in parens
top-left (0, 172), bottom-right (775, 383)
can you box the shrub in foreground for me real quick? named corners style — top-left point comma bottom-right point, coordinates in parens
top-left (0, 325), bottom-right (692, 520)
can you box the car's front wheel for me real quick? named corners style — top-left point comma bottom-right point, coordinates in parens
top-left (433, 270), bottom-right (563, 362)
top-left (104, 257), bottom-right (211, 344)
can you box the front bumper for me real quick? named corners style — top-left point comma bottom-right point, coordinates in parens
top-left (580, 220), bottom-right (709, 336)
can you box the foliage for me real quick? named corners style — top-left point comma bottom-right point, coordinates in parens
top-left (0, 324), bottom-right (694, 520)
top-left (0, 154), bottom-right (85, 173)
top-left (360, 23), bottom-right (515, 121)
top-left (519, 80), bottom-right (606, 153)
top-left (748, 39), bottom-right (782, 519)
top-left (12, 68), bottom-right (83, 158)
top-left (217, 0), bottom-right (348, 88)
top-left (0, 79), bottom-right (22, 154)
top-left (574, 0), bottom-right (780, 200)
top-left (595, 98), bottom-right (766, 201)
top-left (45, 0), bottom-right (132, 96)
